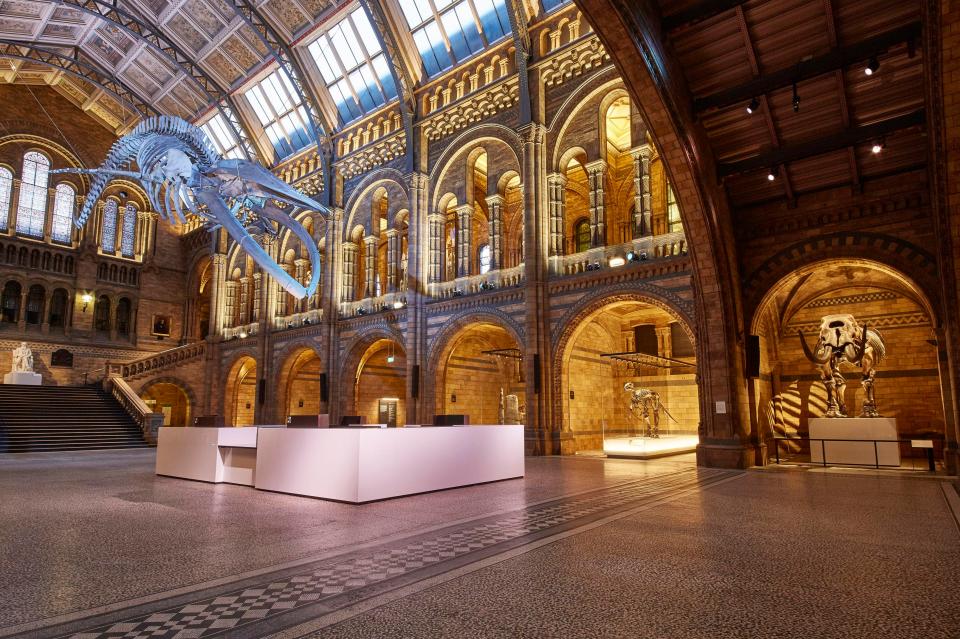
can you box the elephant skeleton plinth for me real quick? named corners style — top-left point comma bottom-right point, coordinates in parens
top-left (799, 314), bottom-right (886, 418)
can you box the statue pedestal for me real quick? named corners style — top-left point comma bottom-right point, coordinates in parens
top-left (809, 417), bottom-right (900, 467)
top-left (3, 371), bottom-right (42, 385)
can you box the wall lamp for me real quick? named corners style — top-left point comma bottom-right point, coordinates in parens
top-left (608, 256), bottom-right (626, 268)
top-left (81, 293), bottom-right (93, 313)
top-left (393, 300), bottom-right (405, 309)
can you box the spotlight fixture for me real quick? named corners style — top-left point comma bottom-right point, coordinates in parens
top-left (303, 318), bottom-right (310, 325)
top-left (593, 261), bottom-right (601, 270)
top-left (80, 292), bottom-right (93, 313)
top-left (238, 331), bottom-right (248, 339)
top-left (767, 166), bottom-right (778, 181)
top-left (609, 256), bottom-right (626, 267)
top-left (865, 56), bottom-right (879, 76)
top-left (452, 288), bottom-right (464, 297)
top-left (626, 251), bottom-right (639, 262)
top-left (639, 252), bottom-right (649, 261)
top-left (357, 307), bottom-right (367, 315)
top-left (746, 97), bottom-right (759, 114)
top-left (871, 138), bottom-right (886, 155)
top-left (792, 83), bottom-right (800, 113)
top-left (393, 300), bottom-right (404, 309)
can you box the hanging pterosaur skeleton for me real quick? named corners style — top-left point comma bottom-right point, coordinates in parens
top-left (52, 116), bottom-right (324, 299)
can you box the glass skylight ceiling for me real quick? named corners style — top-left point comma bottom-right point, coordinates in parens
top-left (541, 0), bottom-right (572, 13)
top-left (201, 113), bottom-right (245, 160)
top-left (307, 7), bottom-right (397, 124)
top-left (244, 71), bottom-right (312, 159)
top-left (397, 0), bottom-right (512, 77)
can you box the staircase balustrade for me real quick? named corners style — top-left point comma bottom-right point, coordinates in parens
top-left (104, 376), bottom-right (163, 444)
top-left (118, 342), bottom-right (206, 379)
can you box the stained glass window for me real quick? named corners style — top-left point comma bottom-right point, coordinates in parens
top-left (397, 0), bottom-right (511, 77)
top-left (244, 70), bottom-right (311, 159)
top-left (16, 151), bottom-right (50, 238)
top-left (101, 199), bottom-right (118, 253)
top-left (307, 7), bottom-right (397, 123)
top-left (51, 183), bottom-right (75, 244)
top-left (121, 203), bottom-right (137, 257)
top-left (200, 112), bottom-right (244, 159)
top-left (0, 167), bottom-right (11, 231)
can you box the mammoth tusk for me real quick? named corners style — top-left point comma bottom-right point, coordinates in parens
top-left (799, 331), bottom-right (831, 364)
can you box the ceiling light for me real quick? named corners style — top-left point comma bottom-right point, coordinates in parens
top-left (746, 97), bottom-right (759, 114)
top-left (792, 83), bottom-right (800, 113)
top-left (386, 355), bottom-right (395, 363)
top-left (871, 138), bottom-right (885, 155)
top-left (767, 166), bottom-right (778, 181)
top-left (609, 256), bottom-right (626, 267)
top-left (865, 57), bottom-right (879, 76)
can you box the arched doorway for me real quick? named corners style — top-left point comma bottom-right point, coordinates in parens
top-left (350, 339), bottom-right (406, 426)
top-left (225, 356), bottom-right (257, 426)
top-left (140, 381), bottom-right (191, 428)
top-left (752, 260), bottom-right (947, 467)
top-left (279, 348), bottom-right (323, 420)
top-left (558, 299), bottom-right (700, 457)
top-left (437, 323), bottom-right (525, 426)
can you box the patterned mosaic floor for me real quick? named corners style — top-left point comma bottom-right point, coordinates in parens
top-left (15, 468), bottom-right (736, 639)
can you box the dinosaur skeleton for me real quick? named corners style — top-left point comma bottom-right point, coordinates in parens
top-left (52, 116), bottom-right (325, 299)
top-left (623, 382), bottom-right (678, 439)
top-left (799, 314), bottom-right (886, 418)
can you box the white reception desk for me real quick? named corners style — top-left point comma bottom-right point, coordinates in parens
top-left (156, 426), bottom-right (258, 485)
top-left (255, 425), bottom-right (525, 503)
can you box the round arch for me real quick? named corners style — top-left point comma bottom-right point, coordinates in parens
top-left (340, 328), bottom-right (407, 426)
top-left (223, 354), bottom-right (258, 426)
top-left (274, 344), bottom-right (324, 422)
top-left (139, 377), bottom-right (195, 428)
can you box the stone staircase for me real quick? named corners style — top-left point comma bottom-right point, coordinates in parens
top-left (0, 384), bottom-right (150, 453)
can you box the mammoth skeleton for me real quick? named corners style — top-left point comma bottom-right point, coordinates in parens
top-left (799, 314), bottom-right (886, 418)
top-left (52, 116), bottom-right (325, 299)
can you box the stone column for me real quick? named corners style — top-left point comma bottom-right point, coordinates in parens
top-left (17, 289), bottom-right (27, 330)
top-left (238, 276), bottom-right (250, 325)
top-left (385, 229), bottom-right (399, 292)
top-left (41, 289), bottom-right (52, 334)
top-left (455, 204), bottom-right (472, 277)
top-left (632, 147), bottom-right (652, 237)
top-left (427, 213), bottom-right (444, 285)
top-left (223, 281), bottom-right (238, 328)
top-left (341, 241), bottom-right (358, 302)
top-left (485, 195), bottom-right (504, 270)
top-left (546, 173), bottom-right (566, 256)
top-left (137, 211), bottom-right (153, 257)
top-left (294, 258), bottom-right (309, 312)
top-left (251, 273), bottom-right (262, 321)
top-left (209, 253), bottom-right (227, 336)
top-left (586, 159), bottom-right (607, 248)
top-left (363, 235), bottom-right (378, 298)
top-left (656, 326), bottom-right (673, 359)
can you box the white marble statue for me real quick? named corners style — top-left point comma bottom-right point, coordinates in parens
top-left (11, 342), bottom-right (33, 373)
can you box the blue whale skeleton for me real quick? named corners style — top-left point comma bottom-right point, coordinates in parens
top-left (52, 116), bottom-right (325, 299)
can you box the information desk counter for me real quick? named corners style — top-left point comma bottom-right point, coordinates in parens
top-left (156, 426), bottom-right (258, 485)
top-left (254, 425), bottom-right (524, 503)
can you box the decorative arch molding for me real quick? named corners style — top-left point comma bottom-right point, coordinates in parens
top-left (338, 324), bottom-right (407, 418)
top-left (550, 282), bottom-right (696, 356)
top-left (137, 375), bottom-right (198, 414)
top-left (0, 134), bottom-right (91, 182)
top-left (272, 341), bottom-right (325, 422)
top-left (221, 349), bottom-right (259, 423)
top-left (425, 308), bottom-right (526, 380)
top-left (742, 232), bottom-right (942, 325)
top-left (429, 125), bottom-right (523, 205)
top-left (548, 68), bottom-right (622, 162)
top-left (343, 172), bottom-right (411, 240)
top-left (550, 285), bottom-right (698, 435)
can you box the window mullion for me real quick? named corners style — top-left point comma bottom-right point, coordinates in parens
top-left (464, 0), bottom-right (489, 47)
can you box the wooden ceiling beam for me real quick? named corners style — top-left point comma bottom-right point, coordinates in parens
top-left (693, 22), bottom-right (921, 113)
top-left (717, 109), bottom-right (925, 178)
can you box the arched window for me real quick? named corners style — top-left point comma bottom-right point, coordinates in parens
top-left (0, 167), bottom-right (12, 231)
top-left (94, 295), bottom-right (111, 332)
top-left (101, 199), bottom-right (118, 253)
top-left (51, 183), bottom-right (75, 244)
top-left (478, 243), bottom-right (491, 274)
top-left (667, 185), bottom-right (682, 233)
top-left (574, 219), bottom-right (591, 253)
top-left (25, 285), bottom-right (45, 325)
top-left (116, 297), bottom-right (132, 337)
top-left (17, 152), bottom-right (50, 238)
top-left (1, 281), bottom-right (21, 323)
top-left (120, 203), bottom-right (137, 257)
top-left (49, 289), bottom-right (68, 328)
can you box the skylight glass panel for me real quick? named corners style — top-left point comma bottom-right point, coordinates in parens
top-left (244, 70), bottom-right (311, 159)
top-left (306, 7), bottom-right (397, 124)
top-left (541, 0), bottom-right (571, 12)
top-left (200, 113), bottom-right (244, 160)
top-left (397, 0), bottom-right (512, 78)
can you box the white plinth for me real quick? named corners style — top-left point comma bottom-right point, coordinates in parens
top-left (254, 425), bottom-right (524, 503)
top-left (3, 371), bottom-right (41, 385)
top-left (603, 434), bottom-right (699, 459)
top-left (156, 427), bottom-right (258, 485)
top-left (809, 417), bottom-right (900, 467)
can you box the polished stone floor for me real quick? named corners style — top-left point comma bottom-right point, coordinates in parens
top-left (0, 450), bottom-right (958, 638)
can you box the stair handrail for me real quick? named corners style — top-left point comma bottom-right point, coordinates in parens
top-left (118, 341), bottom-right (206, 379)
top-left (103, 375), bottom-right (163, 444)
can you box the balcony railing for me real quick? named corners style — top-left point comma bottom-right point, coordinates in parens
top-left (222, 321), bottom-right (259, 341)
top-left (429, 264), bottom-right (525, 300)
top-left (340, 291), bottom-right (407, 319)
top-left (272, 308), bottom-right (323, 330)
top-left (118, 342), bottom-right (206, 379)
top-left (551, 232), bottom-right (687, 276)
